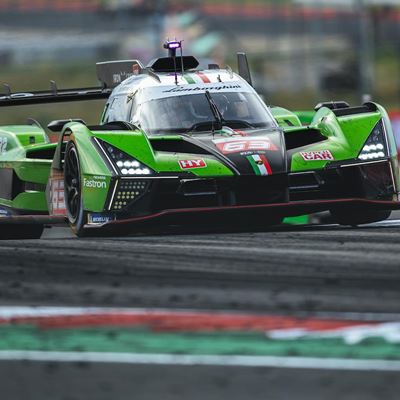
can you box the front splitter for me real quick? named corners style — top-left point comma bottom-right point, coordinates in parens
top-left (84, 197), bottom-right (400, 231)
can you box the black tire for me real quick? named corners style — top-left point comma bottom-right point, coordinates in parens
top-left (0, 223), bottom-right (44, 240)
top-left (330, 207), bottom-right (391, 226)
top-left (64, 141), bottom-right (87, 237)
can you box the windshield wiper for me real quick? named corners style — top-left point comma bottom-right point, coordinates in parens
top-left (205, 90), bottom-right (223, 132)
top-left (185, 121), bottom-right (218, 133)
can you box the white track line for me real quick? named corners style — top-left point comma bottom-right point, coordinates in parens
top-left (0, 351), bottom-right (400, 371)
top-left (0, 306), bottom-right (399, 322)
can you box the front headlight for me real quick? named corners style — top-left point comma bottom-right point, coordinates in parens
top-left (116, 159), bottom-right (152, 176)
top-left (358, 120), bottom-right (387, 161)
top-left (98, 140), bottom-right (154, 176)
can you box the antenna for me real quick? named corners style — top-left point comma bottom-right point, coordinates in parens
top-left (180, 42), bottom-right (185, 78)
top-left (163, 39), bottom-right (183, 85)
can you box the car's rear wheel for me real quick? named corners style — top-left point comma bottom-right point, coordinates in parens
top-left (64, 141), bottom-right (87, 237)
top-left (330, 207), bottom-right (391, 226)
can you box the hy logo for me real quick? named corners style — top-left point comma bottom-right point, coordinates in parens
top-left (178, 159), bottom-right (207, 170)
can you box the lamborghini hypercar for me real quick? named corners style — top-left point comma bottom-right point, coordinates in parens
top-left (0, 40), bottom-right (399, 238)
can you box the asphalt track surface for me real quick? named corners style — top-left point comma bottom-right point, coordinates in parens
top-left (2, 219), bottom-right (400, 399)
top-left (1, 220), bottom-right (400, 314)
top-left (3, 361), bottom-right (400, 400)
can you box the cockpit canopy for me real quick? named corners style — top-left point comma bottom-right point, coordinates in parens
top-left (103, 88), bottom-right (276, 135)
top-left (136, 91), bottom-right (275, 134)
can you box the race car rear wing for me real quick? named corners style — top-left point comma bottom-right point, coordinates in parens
top-left (0, 59), bottom-right (145, 107)
top-left (0, 82), bottom-right (111, 107)
top-left (0, 54), bottom-right (255, 107)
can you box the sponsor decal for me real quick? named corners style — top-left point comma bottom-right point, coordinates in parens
top-left (84, 177), bottom-right (107, 189)
top-left (88, 214), bottom-right (115, 225)
top-left (49, 176), bottom-right (66, 216)
top-left (178, 159), bottom-right (207, 170)
top-left (300, 150), bottom-right (334, 161)
top-left (0, 208), bottom-right (11, 218)
top-left (163, 84), bottom-right (241, 93)
top-left (112, 71), bottom-right (134, 84)
top-left (214, 138), bottom-right (278, 154)
top-left (0, 137), bottom-right (7, 154)
top-left (247, 154), bottom-right (272, 176)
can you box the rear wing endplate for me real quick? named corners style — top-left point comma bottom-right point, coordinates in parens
top-left (96, 59), bottom-right (144, 88)
top-left (237, 52), bottom-right (253, 87)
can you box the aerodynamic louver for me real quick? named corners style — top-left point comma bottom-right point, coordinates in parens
top-left (109, 179), bottom-right (150, 211)
top-left (358, 120), bottom-right (388, 161)
top-left (149, 139), bottom-right (210, 155)
top-left (284, 129), bottom-right (327, 151)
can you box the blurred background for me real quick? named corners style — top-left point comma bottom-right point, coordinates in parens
top-left (1, 0), bottom-right (400, 138)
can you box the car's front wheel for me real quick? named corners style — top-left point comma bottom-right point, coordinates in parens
top-left (64, 141), bottom-right (87, 237)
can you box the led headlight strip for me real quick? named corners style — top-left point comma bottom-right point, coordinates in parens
top-left (97, 139), bottom-right (154, 176)
top-left (358, 120), bottom-right (388, 161)
top-left (116, 160), bottom-right (151, 176)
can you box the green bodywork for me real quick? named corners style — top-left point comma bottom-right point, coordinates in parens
top-left (0, 126), bottom-right (53, 211)
top-left (0, 102), bottom-right (397, 216)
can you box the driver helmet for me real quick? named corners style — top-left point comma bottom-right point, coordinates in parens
top-left (214, 94), bottom-right (230, 115)
top-left (233, 93), bottom-right (249, 118)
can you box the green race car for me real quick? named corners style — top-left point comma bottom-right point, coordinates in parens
top-left (0, 40), bottom-right (399, 238)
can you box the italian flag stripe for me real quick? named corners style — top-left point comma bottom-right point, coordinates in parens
top-left (183, 74), bottom-right (196, 84)
top-left (260, 154), bottom-right (272, 174)
top-left (196, 71), bottom-right (211, 83)
top-left (247, 154), bottom-right (272, 176)
top-left (248, 156), bottom-right (261, 175)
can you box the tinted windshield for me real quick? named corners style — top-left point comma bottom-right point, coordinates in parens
top-left (134, 92), bottom-right (276, 134)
